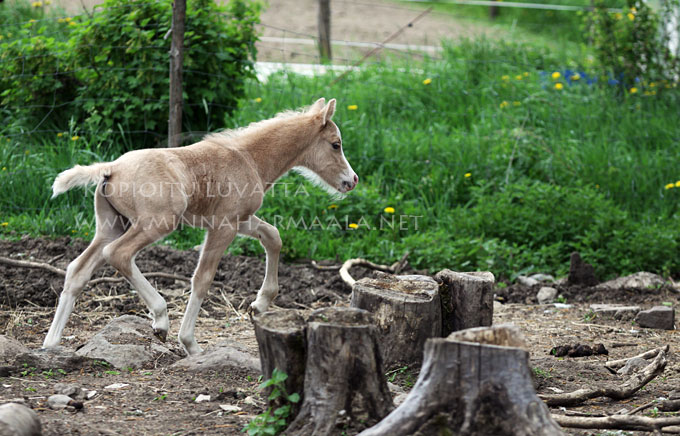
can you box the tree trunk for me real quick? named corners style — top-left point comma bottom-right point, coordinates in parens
top-left (252, 310), bottom-right (306, 414)
top-left (285, 307), bottom-right (394, 436)
top-left (350, 273), bottom-right (441, 368)
top-left (359, 325), bottom-right (564, 436)
top-left (168, 0), bottom-right (186, 147)
top-left (0, 403), bottom-right (41, 436)
top-left (435, 269), bottom-right (494, 336)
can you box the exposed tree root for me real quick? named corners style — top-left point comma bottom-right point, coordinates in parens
top-left (539, 348), bottom-right (667, 407)
top-left (553, 414), bottom-right (680, 433)
top-left (339, 252), bottom-right (409, 287)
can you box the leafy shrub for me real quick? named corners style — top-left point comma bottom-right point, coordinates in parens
top-left (69, 0), bottom-right (260, 147)
top-left (587, 0), bottom-right (680, 86)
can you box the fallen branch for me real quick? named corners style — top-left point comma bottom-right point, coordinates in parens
top-left (605, 345), bottom-right (669, 371)
top-left (553, 414), bottom-right (680, 433)
top-left (0, 255), bottom-right (195, 287)
top-left (539, 348), bottom-right (667, 407)
top-left (339, 252), bottom-right (409, 287)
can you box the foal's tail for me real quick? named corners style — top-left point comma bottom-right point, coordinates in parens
top-left (51, 163), bottom-right (113, 198)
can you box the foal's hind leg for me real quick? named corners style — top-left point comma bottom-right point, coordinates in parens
top-left (178, 227), bottom-right (236, 355)
top-left (102, 217), bottom-right (176, 341)
top-left (43, 188), bottom-right (126, 348)
top-left (238, 215), bottom-right (282, 314)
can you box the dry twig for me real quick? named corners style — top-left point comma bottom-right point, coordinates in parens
top-left (339, 252), bottom-right (409, 287)
top-left (605, 345), bottom-right (669, 371)
top-left (0, 255), bottom-right (206, 287)
top-left (539, 348), bottom-right (667, 407)
top-left (552, 414), bottom-right (680, 433)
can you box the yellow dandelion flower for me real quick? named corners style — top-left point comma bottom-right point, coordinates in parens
top-left (665, 183), bottom-right (675, 190)
top-left (85, 232), bottom-right (89, 236)
top-left (348, 223), bottom-right (358, 229)
top-left (571, 73), bottom-right (581, 81)
top-left (523, 72), bottom-right (529, 77)
top-left (515, 75), bottom-right (523, 81)
top-left (68, 21), bottom-right (76, 26)
top-left (1, 167), bottom-right (5, 171)
top-left (71, 229), bottom-right (76, 233)
top-left (499, 101), bottom-right (509, 109)
top-left (650, 82), bottom-right (656, 88)
top-left (254, 97), bottom-right (262, 103)
top-left (57, 132), bottom-right (63, 137)
top-left (513, 101), bottom-right (521, 106)
top-left (627, 12), bottom-right (634, 20)
top-left (32, 1), bottom-right (43, 7)
top-left (0, 222), bottom-right (8, 227)
top-left (347, 105), bottom-right (358, 111)
top-left (551, 72), bottom-right (561, 80)
top-left (629, 87), bottom-right (638, 94)
top-left (464, 172), bottom-right (472, 178)
top-left (45, 0), bottom-right (51, 4)
top-left (554, 83), bottom-right (564, 90)
top-left (28, 19), bottom-right (37, 24)
top-left (630, 7), bottom-right (636, 13)
top-left (423, 78), bottom-right (432, 85)
top-left (328, 204), bottom-right (338, 209)
top-left (57, 17), bottom-right (65, 23)
top-left (501, 75), bottom-right (510, 81)
top-left (384, 207), bottom-right (395, 214)
top-left (71, 135), bottom-right (79, 141)
top-left (676, 181), bottom-right (680, 188)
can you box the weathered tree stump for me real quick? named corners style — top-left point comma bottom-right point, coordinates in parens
top-left (285, 307), bottom-right (394, 436)
top-left (0, 403), bottom-right (41, 436)
top-left (359, 324), bottom-right (564, 436)
top-left (435, 269), bottom-right (494, 336)
top-left (252, 310), bottom-right (306, 414)
top-left (350, 273), bottom-right (441, 368)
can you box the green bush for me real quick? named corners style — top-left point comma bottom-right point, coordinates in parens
top-left (69, 0), bottom-right (260, 147)
top-left (0, 0), bottom-right (260, 149)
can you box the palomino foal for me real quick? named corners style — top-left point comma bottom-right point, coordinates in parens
top-left (43, 98), bottom-right (358, 355)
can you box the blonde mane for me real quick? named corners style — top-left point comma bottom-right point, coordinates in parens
top-left (203, 106), bottom-right (311, 144)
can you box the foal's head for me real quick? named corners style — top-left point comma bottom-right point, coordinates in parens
top-left (297, 98), bottom-right (359, 194)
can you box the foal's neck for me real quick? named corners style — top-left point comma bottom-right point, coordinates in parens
top-left (241, 115), bottom-right (315, 187)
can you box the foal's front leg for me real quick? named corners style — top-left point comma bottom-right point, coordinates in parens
top-left (238, 215), bottom-right (282, 314)
top-left (178, 227), bottom-right (236, 355)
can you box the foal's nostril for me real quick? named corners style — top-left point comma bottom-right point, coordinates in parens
top-left (353, 174), bottom-right (359, 184)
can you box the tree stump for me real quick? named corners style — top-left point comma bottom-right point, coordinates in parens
top-left (359, 324), bottom-right (564, 436)
top-left (350, 273), bottom-right (441, 368)
top-left (252, 310), bottom-right (306, 414)
top-left (285, 307), bottom-right (394, 436)
top-left (0, 403), bottom-right (41, 436)
top-left (435, 269), bottom-right (494, 336)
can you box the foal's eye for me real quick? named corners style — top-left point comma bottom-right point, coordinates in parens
top-left (332, 142), bottom-right (341, 150)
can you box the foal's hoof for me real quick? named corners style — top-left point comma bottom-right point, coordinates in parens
top-left (153, 328), bottom-right (168, 343)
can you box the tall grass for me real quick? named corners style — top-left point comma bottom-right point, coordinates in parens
top-left (2, 39), bottom-right (679, 280)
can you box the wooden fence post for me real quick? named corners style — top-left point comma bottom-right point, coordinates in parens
top-left (318, 0), bottom-right (332, 62)
top-left (168, 0), bottom-right (186, 147)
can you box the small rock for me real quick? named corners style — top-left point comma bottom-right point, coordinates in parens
top-left (636, 306), bottom-right (675, 330)
top-left (595, 272), bottom-right (668, 291)
top-left (537, 287), bottom-right (558, 304)
top-left (393, 392), bottom-right (409, 406)
top-left (387, 382), bottom-right (403, 394)
top-left (517, 276), bottom-right (538, 287)
top-left (0, 403), bottom-right (41, 435)
top-left (590, 304), bottom-right (641, 321)
top-left (243, 396), bottom-right (259, 407)
top-left (529, 274), bottom-right (555, 283)
top-left (172, 340), bottom-right (259, 373)
top-left (104, 383), bottom-right (129, 390)
top-left (568, 252), bottom-right (598, 286)
top-left (553, 303), bottom-right (572, 309)
top-left (0, 336), bottom-right (30, 365)
top-left (47, 394), bottom-right (82, 411)
top-left (54, 383), bottom-right (83, 400)
top-left (86, 390), bottom-right (97, 400)
top-left (195, 394), bottom-right (211, 403)
top-left (617, 357), bottom-right (648, 376)
top-left (219, 404), bottom-right (242, 413)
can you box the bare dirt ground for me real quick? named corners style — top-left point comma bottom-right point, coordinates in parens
top-left (2, 237), bottom-right (680, 435)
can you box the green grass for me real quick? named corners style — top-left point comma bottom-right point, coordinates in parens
top-left (2, 39), bottom-right (680, 280)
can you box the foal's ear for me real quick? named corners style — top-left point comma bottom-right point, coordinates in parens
top-left (310, 98), bottom-right (326, 113)
top-left (321, 98), bottom-right (336, 125)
